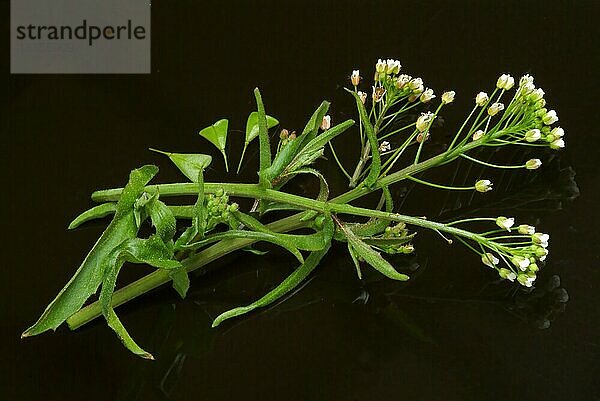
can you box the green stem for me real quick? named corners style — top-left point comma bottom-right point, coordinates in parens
top-left (69, 129), bottom-right (506, 329)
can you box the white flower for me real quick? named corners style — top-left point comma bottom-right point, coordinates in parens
top-left (525, 129), bottom-right (542, 142)
top-left (551, 127), bottom-right (564, 138)
top-left (496, 216), bottom-right (515, 231)
top-left (358, 91), bottom-right (367, 104)
top-left (553, 127), bottom-right (566, 138)
top-left (520, 74), bottom-right (534, 86)
top-left (408, 78), bottom-right (424, 95)
top-left (497, 74), bottom-right (514, 90)
top-left (517, 224), bottom-right (536, 235)
top-left (394, 74), bottom-right (411, 89)
top-left (475, 91), bottom-right (489, 106)
top-left (472, 129), bottom-right (485, 141)
top-left (533, 233), bottom-right (550, 248)
top-left (520, 82), bottom-right (535, 95)
top-left (517, 274), bottom-right (536, 287)
top-left (550, 138), bottom-right (565, 149)
top-left (441, 91), bottom-right (456, 104)
top-left (386, 59), bottom-right (401, 74)
top-left (420, 88), bottom-right (435, 103)
top-left (375, 59), bottom-right (386, 73)
top-left (320, 115), bottom-right (331, 130)
top-left (379, 141), bottom-right (391, 152)
top-left (475, 179), bottom-right (493, 193)
top-left (511, 256), bottom-right (531, 271)
top-left (416, 112), bottom-right (435, 132)
top-left (488, 102), bottom-right (504, 116)
top-left (525, 159), bottom-right (542, 170)
top-left (542, 109), bottom-right (559, 125)
top-left (499, 268), bottom-right (517, 281)
top-left (482, 253), bottom-right (499, 268)
top-left (351, 70), bottom-right (360, 86)
top-left (530, 88), bottom-right (545, 102)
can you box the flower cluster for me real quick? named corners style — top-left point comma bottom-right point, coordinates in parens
top-left (478, 217), bottom-right (551, 288)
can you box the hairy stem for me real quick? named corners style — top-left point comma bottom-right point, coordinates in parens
top-left (67, 132), bottom-right (501, 329)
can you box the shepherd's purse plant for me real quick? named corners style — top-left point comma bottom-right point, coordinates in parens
top-left (22, 59), bottom-right (565, 359)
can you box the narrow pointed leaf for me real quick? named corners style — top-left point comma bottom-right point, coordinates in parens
top-left (212, 244), bottom-right (331, 327)
top-left (22, 165), bottom-right (159, 337)
top-left (346, 89), bottom-right (381, 187)
top-left (198, 119), bottom-right (229, 171)
top-left (100, 235), bottom-right (182, 358)
top-left (68, 203), bottom-right (117, 229)
top-left (340, 222), bottom-right (409, 281)
top-left (150, 148), bottom-right (212, 182)
top-left (182, 230), bottom-right (304, 263)
top-left (253, 88), bottom-right (271, 177)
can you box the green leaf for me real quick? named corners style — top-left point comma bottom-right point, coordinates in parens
top-left (100, 235), bottom-right (182, 359)
top-left (245, 112), bottom-right (279, 145)
top-left (22, 165), bottom-right (159, 338)
top-left (68, 203), bottom-right (117, 229)
top-left (150, 149), bottom-right (212, 182)
top-left (346, 89), bottom-right (381, 187)
top-left (199, 119), bottom-right (229, 172)
top-left (262, 101), bottom-right (330, 183)
top-left (212, 244), bottom-right (331, 327)
top-left (238, 112), bottom-right (279, 174)
top-left (183, 230), bottom-right (304, 264)
top-left (233, 210), bottom-right (334, 252)
top-left (340, 222), bottom-right (409, 281)
top-left (254, 88), bottom-right (272, 179)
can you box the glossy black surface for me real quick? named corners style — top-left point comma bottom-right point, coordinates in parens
top-left (4, 1), bottom-right (599, 400)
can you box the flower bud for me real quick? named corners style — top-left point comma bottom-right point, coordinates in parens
top-left (372, 86), bottom-right (385, 102)
top-left (416, 112), bottom-right (435, 132)
top-left (279, 128), bottom-right (289, 139)
top-left (525, 158), bottom-right (542, 170)
top-left (517, 224), bottom-right (535, 235)
top-left (475, 179), bottom-right (493, 193)
top-left (420, 88), bottom-right (435, 103)
top-left (499, 268), bottom-right (517, 281)
top-left (320, 115), bottom-right (331, 130)
top-left (475, 91), bottom-right (489, 106)
top-left (529, 263), bottom-right (539, 273)
top-left (525, 129), bottom-right (541, 142)
top-left (511, 255), bottom-right (530, 271)
top-left (214, 188), bottom-right (224, 197)
top-left (351, 70), bottom-right (360, 86)
top-left (496, 216), bottom-right (515, 231)
top-left (441, 91), bottom-right (455, 104)
top-left (488, 102), bottom-right (504, 116)
top-left (358, 91), bottom-right (367, 104)
top-left (482, 252), bottom-right (499, 268)
top-left (416, 132), bottom-right (430, 143)
top-left (472, 129), bottom-right (485, 141)
top-left (542, 109), bottom-right (559, 125)
top-left (550, 138), bottom-right (565, 149)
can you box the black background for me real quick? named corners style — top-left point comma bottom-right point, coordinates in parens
top-left (3, 1), bottom-right (600, 400)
